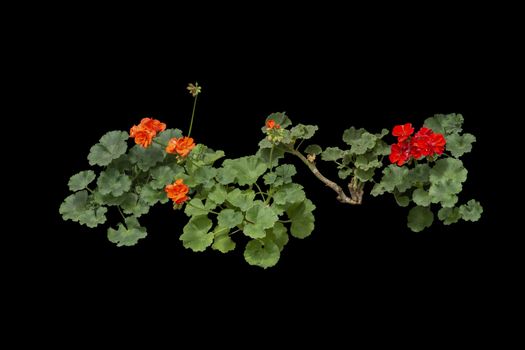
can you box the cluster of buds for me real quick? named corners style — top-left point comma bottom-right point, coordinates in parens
top-left (265, 119), bottom-right (285, 143)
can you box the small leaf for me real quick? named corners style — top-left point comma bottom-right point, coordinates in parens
top-left (412, 188), bottom-right (431, 206)
top-left (394, 191), bottom-right (410, 207)
top-left (286, 199), bottom-right (316, 238)
top-left (140, 183), bottom-right (168, 205)
top-left (59, 190), bottom-right (107, 228)
top-left (377, 164), bottom-right (410, 193)
top-left (243, 202), bottom-right (278, 239)
top-left (407, 206), bottom-right (434, 232)
top-left (290, 124), bottom-right (318, 140)
top-left (338, 168), bottom-right (353, 180)
top-left (273, 183), bottom-right (306, 205)
top-left (304, 144), bottom-right (322, 155)
top-left (68, 170), bottom-right (96, 192)
top-left (120, 193), bottom-right (150, 217)
top-left (150, 165), bottom-right (184, 190)
top-left (212, 226), bottom-right (236, 253)
top-left (244, 238), bottom-right (280, 269)
top-left (342, 127), bottom-right (366, 145)
top-left (208, 184), bottom-right (228, 205)
top-left (437, 207), bottom-right (461, 225)
top-left (184, 198), bottom-right (217, 217)
top-left (321, 147), bottom-right (344, 161)
top-left (88, 131), bottom-right (128, 166)
top-left (263, 164), bottom-right (297, 187)
top-left (226, 188), bottom-right (256, 212)
top-left (459, 200), bottom-right (483, 222)
top-left (217, 209), bottom-right (244, 229)
top-left (128, 144), bottom-right (164, 171)
top-left (107, 217), bottom-right (147, 247)
top-left (446, 133), bottom-right (476, 158)
top-left (424, 113), bottom-right (464, 136)
top-left (354, 168), bottom-right (375, 182)
top-left (221, 156), bottom-right (267, 186)
top-left (266, 222), bottom-right (289, 252)
top-left (265, 112), bottom-right (292, 128)
top-left (97, 169), bottom-right (131, 197)
top-left (180, 215), bottom-right (214, 252)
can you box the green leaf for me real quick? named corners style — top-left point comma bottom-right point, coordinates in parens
top-left (140, 183), bottom-right (168, 205)
top-left (212, 226), bottom-right (236, 253)
top-left (107, 154), bottom-right (132, 172)
top-left (290, 124), bottom-right (318, 140)
top-left (155, 128), bottom-right (183, 145)
top-left (120, 194), bottom-right (150, 217)
top-left (354, 153), bottom-right (382, 170)
top-left (430, 158), bottom-right (468, 183)
top-left (394, 191), bottom-right (410, 207)
top-left (128, 144), bottom-right (165, 171)
top-left (216, 166), bottom-right (237, 185)
top-left (376, 128), bottom-right (389, 138)
top-left (304, 144), bottom-right (322, 155)
top-left (423, 113), bottom-right (464, 135)
top-left (258, 138), bottom-right (273, 149)
top-left (407, 164), bottom-right (431, 186)
top-left (68, 170), bottom-right (96, 192)
top-left (180, 215), bottom-right (214, 252)
top-left (321, 147), bottom-right (344, 161)
top-left (446, 133), bottom-right (476, 157)
top-left (149, 165), bottom-right (184, 190)
top-left (286, 199), bottom-right (316, 238)
top-left (107, 217), bottom-right (147, 247)
top-left (208, 184), bottom-right (228, 205)
top-left (428, 179), bottom-right (460, 207)
top-left (244, 238), bottom-right (280, 269)
top-left (412, 188), bottom-right (431, 206)
top-left (221, 156), bottom-right (267, 186)
top-left (355, 168), bottom-right (375, 182)
top-left (459, 200), bottom-right (483, 222)
top-left (407, 206), bottom-right (434, 232)
top-left (184, 198), bottom-right (217, 217)
top-left (266, 222), bottom-right (289, 252)
top-left (59, 190), bottom-right (107, 228)
top-left (377, 164), bottom-right (410, 193)
top-left (342, 127), bottom-right (366, 145)
top-left (187, 165), bottom-right (217, 187)
top-left (338, 168), bottom-right (353, 180)
top-left (226, 188), bottom-right (256, 212)
top-left (243, 202), bottom-right (279, 239)
top-left (273, 183), bottom-right (306, 205)
top-left (437, 207), bottom-right (462, 225)
top-left (263, 164), bottom-right (297, 187)
top-left (372, 139), bottom-right (391, 156)
top-left (88, 131), bottom-right (128, 166)
top-left (256, 146), bottom-right (285, 168)
top-left (265, 112), bottom-right (292, 128)
top-left (97, 169), bottom-right (132, 197)
top-left (201, 148), bottom-right (225, 166)
top-left (349, 132), bottom-right (377, 155)
top-left (217, 209), bottom-right (244, 229)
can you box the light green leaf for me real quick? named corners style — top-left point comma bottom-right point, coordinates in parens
top-left (273, 183), bottom-right (306, 205)
top-left (180, 215), bottom-right (214, 252)
top-left (87, 131), bottom-right (129, 166)
top-left (429, 158), bottom-right (468, 183)
top-left (78, 207), bottom-right (108, 228)
top-left (60, 190), bottom-right (107, 228)
top-left (140, 183), bottom-right (168, 205)
top-left (354, 153), bottom-right (382, 170)
top-left (459, 200), bottom-right (483, 222)
top-left (338, 167), bottom-right (353, 180)
top-left (438, 207), bottom-right (461, 225)
top-left (187, 165), bottom-right (217, 187)
top-left (107, 217), bottom-right (147, 247)
top-left (259, 138), bottom-right (273, 149)
top-left (217, 209), bottom-right (244, 229)
top-left (378, 164), bottom-right (410, 193)
top-left (429, 179), bottom-right (461, 207)
top-left (355, 168), bottom-right (375, 182)
top-left (128, 145), bottom-right (165, 171)
top-left (263, 164), bottom-right (297, 187)
top-left (155, 128), bottom-right (183, 145)
top-left (423, 113), bottom-right (464, 136)
top-left (394, 191), bottom-right (410, 207)
top-left (221, 156), bottom-right (267, 186)
top-left (407, 206), bottom-right (434, 232)
top-left (349, 132), bottom-right (377, 155)
top-left (97, 169), bottom-right (132, 197)
top-left (304, 144), bottom-right (322, 155)
top-left (266, 222), bottom-right (289, 252)
top-left (244, 238), bottom-right (280, 269)
top-left (68, 170), bottom-right (96, 192)
top-left (290, 124), bottom-right (318, 140)
top-left (150, 165), bottom-right (184, 190)
top-left (256, 146), bottom-right (285, 168)
top-left (226, 188), bottom-right (256, 212)
top-left (243, 202), bottom-right (279, 239)
top-left (407, 164), bottom-right (431, 186)
top-left (372, 139), bottom-right (391, 156)
top-left (321, 147), bottom-right (344, 161)
top-left (412, 188), bottom-right (431, 206)
top-left (212, 226), bottom-right (236, 253)
top-left (376, 128), bottom-right (389, 138)
top-left (286, 199), bottom-right (316, 238)
top-left (216, 166), bottom-right (237, 185)
top-left (208, 184), bottom-right (228, 205)
top-left (342, 127), bottom-right (366, 145)
top-left (184, 198), bottom-right (217, 217)
top-left (446, 133), bottom-right (476, 157)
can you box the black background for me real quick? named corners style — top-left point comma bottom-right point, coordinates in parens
top-left (14, 7), bottom-right (514, 333)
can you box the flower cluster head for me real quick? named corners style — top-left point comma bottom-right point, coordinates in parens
top-left (265, 118), bottom-right (285, 142)
top-left (266, 119), bottom-right (280, 130)
top-left (130, 118), bottom-right (167, 148)
top-left (165, 179), bottom-right (190, 204)
top-left (166, 136), bottom-right (196, 158)
top-left (389, 123), bottom-right (446, 166)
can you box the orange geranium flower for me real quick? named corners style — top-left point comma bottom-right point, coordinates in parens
top-left (165, 179), bottom-right (190, 204)
top-left (129, 117), bottom-right (166, 148)
top-left (266, 119), bottom-right (280, 129)
top-left (165, 136), bottom-right (195, 157)
top-left (130, 125), bottom-right (155, 148)
top-left (140, 118), bottom-right (166, 133)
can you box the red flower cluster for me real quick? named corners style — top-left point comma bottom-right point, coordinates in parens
top-left (389, 123), bottom-right (446, 166)
top-left (266, 119), bottom-right (280, 129)
top-left (165, 179), bottom-right (190, 204)
top-left (166, 136), bottom-right (196, 157)
top-left (130, 118), bottom-right (167, 148)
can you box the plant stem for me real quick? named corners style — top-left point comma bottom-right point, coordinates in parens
top-left (117, 206), bottom-right (127, 221)
top-left (254, 182), bottom-right (266, 202)
top-left (187, 94), bottom-right (198, 137)
top-left (286, 146), bottom-right (363, 205)
top-left (295, 139), bottom-right (305, 151)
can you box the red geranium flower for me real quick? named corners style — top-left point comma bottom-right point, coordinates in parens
top-left (266, 119), bottom-right (280, 129)
top-left (392, 123), bottom-right (414, 142)
top-left (165, 179), bottom-right (190, 204)
top-left (389, 123), bottom-right (446, 166)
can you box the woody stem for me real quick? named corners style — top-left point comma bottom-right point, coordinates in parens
top-left (286, 146), bottom-right (363, 205)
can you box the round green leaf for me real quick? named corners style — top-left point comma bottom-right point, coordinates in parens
top-left (407, 206), bottom-right (434, 232)
top-left (68, 170), bottom-right (96, 192)
top-left (244, 239), bottom-right (280, 269)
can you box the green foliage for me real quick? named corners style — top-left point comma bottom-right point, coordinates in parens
top-left (107, 217), bottom-right (147, 247)
top-left (446, 133), bottom-right (476, 157)
top-left (226, 188), bottom-right (256, 212)
top-left (221, 156), bottom-right (267, 186)
top-left (263, 164), bottom-right (297, 187)
top-left (424, 113), bottom-right (464, 136)
top-left (321, 147), bottom-right (344, 161)
top-left (97, 169), bottom-right (131, 196)
top-left (243, 202), bottom-right (279, 239)
top-left (180, 215), bottom-right (214, 252)
top-left (286, 199), bottom-right (316, 238)
top-left (60, 190), bottom-right (107, 228)
top-left (407, 206), bottom-right (434, 232)
top-left (217, 209), bottom-right (244, 229)
top-left (212, 227), bottom-right (236, 253)
top-left (437, 207), bottom-right (461, 225)
top-left (304, 144), bottom-right (322, 155)
top-left (244, 238), bottom-right (280, 269)
top-left (459, 200), bottom-right (483, 222)
top-left (68, 170), bottom-right (96, 192)
top-left (88, 131), bottom-right (128, 166)
top-left (290, 124), bottom-right (318, 140)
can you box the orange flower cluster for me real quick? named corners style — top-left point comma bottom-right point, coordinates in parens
top-left (166, 136), bottom-right (195, 157)
top-left (165, 179), bottom-right (190, 204)
top-left (266, 119), bottom-right (280, 129)
top-left (130, 118), bottom-right (167, 148)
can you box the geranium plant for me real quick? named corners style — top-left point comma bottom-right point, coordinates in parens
top-left (60, 83), bottom-right (483, 268)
